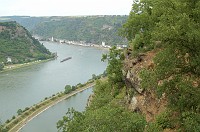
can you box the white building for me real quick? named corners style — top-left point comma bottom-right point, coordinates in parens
top-left (51, 37), bottom-right (54, 41)
top-left (102, 41), bottom-right (106, 47)
top-left (7, 57), bottom-right (12, 63)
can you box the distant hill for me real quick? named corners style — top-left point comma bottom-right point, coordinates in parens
top-left (0, 16), bottom-right (128, 45)
top-left (0, 21), bottom-right (53, 64)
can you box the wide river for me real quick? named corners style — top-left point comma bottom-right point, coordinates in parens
top-left (0, 41), bottom-right (107, 125)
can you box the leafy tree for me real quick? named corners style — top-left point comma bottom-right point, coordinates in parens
top-left (102, 46), bottom-right (124, 85)
top-left (64, 85), bottom-right (72, 94)
top-left (17, 109), bottom-right (23, 115)
top-left (71, 86), bottom-right (76, 91)
top-left (57, 106), bottom-right (146, 132)
top-left (92, 74), bottom-right (97, 80)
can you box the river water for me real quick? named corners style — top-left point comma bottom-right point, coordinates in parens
top-left (0, 41), bottom-right (107, 124)
top-left (20, 88), bottom-right (93, 132)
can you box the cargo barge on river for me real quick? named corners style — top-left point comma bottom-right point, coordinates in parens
top-left (60, 57), bottom-right (72, 62)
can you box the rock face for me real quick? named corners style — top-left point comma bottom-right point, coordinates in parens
top-left (87, 94), bottom-right (94, 107)
top-left (123, 50), bottom-right (167, 122)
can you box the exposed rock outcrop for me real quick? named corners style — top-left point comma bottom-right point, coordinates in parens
top-left (123, 49), bottom-right (167, 122)
top-left (87, 94), bottom-right (94, 107)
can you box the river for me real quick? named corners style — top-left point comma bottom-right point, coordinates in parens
top-left (20, 88), bottom-right (93, 132)
top-left (0, 41), bottom-right (107, 124)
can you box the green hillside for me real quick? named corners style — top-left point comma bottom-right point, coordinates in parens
top-left (0, 21), bottom-right (53, 66)
top-left (31, 16), bottom-right (128, 45)
top-left (0, 16), bottom-right (128, 45)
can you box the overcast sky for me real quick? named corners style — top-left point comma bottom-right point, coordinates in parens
top-left (0, 0), bottom-right (133, 16)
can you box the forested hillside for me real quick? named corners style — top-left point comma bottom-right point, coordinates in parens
top-left (0, 21), bottom-right (53, 66)
top-left (32, 16), bottom-right (127, 45)
top-left (57, 0), bottom-right (200, 131)
top-left (0, 16), bottom-right (128, 45)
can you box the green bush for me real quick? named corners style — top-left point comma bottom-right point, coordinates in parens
top-left (64, 85), bottom-right (72, 94)
top-left (17, 109), bottom-right (23, 115)
top-left (5, 120), bottom-right (10, 124)
top-left (12, 116), bottom-right (15, 120)
top-left (156, 111), bottom-right (172, 129)
top-left (146, 122), bottom-right (162, 132)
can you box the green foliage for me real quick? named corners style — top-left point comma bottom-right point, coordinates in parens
top-left (0, 21), bottom-right (53, 65)
top-left (64, 85), bottom-right (72, 94)
top-left (71, 86), bottom-right (76, 91)
top-left (140, 69), bottom-right (156, 91)
top-left (17, 109), bottom-right (23, 115)
top-left (57, 0), bottom-right (199, 130)
top-left (0, 16), bottom-right (128, 45)
top-left (57, 41), bottom-right (143, 131)
top-left (0, 125), bottom-right (8, 132)
top-left (155, 111), bottom-right (173, 129)
top-left (30, 16), bottom-right (128, 45)
top-left (121, 0), bottom-right (155, 52)
top-left (122, 0), bottom-right (200, 131)
top-left (181, 112), bottom-right (200, 132)
top-left (132, 34), bottom-right (144, 50)
top-left (57, 102), bottom-right (146, 132)
top-left (11, 116), bottom-right (15, 120)
top-left (146, 122), bottom-right (162, 132)
top-left (0, 63), bottom-right (4, 71)
top-left (102, 46), bottom-right (124, 86)
top-left (89, 80), bottom-right (114, 110)
top-left (57, 48), bottom-right (146, 130)
top-left (5, 120), bottom-right (10, 124)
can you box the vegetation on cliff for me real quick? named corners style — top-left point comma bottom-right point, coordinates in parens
top-left (122, 0), bottom-right (200, 131)
top-left (58, 0), bottom-right (200, 131)
top-left (57, 47), bottom-right (146, 132)
top-left (0, 21), bottom-right (54, 66)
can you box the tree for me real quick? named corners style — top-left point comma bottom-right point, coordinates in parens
top-left (92, 74), bottom-right (97, 80)
top-left (71, 86), bottom-right (76, 91)
top-left (64, 85), bottom-right (72, 94)
top-left (102, 46), bottom-right (124, 85)
top-left (17, 109), bottom-right (23, 115)
top-left (0, 63), bottom-right (4, 71)
top-left (57, 104), bottom-right (146, 132)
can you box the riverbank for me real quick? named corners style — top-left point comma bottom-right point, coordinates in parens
top-left (1, 80), bottom-right (96, 132)
top-left (0, 58), bottom-right (55, 73)
top-left (40, 40), bottom-right (111, 51)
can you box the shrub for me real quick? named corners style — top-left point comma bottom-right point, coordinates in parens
top-left (64, 85), bottom-right (72, 94)
top-left (12, 116), bottom-right (15, 120)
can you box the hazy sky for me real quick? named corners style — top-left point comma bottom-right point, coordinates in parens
top-left (0, 0), bottom-right (133, 16)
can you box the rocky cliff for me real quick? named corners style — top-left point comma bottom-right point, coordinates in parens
top-left (123, 49), bottom-right (167, 122)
